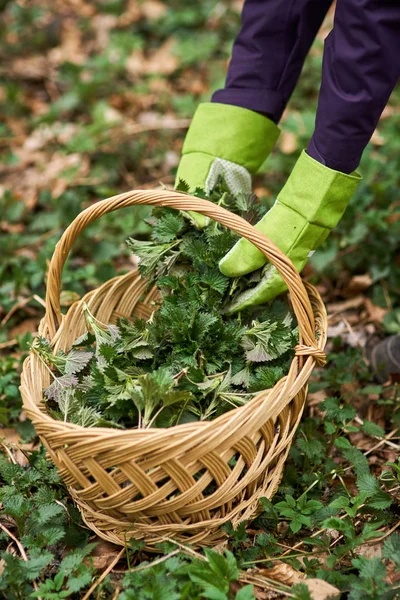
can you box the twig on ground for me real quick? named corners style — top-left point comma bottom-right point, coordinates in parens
top-left (0, 522), bottom-right (42, 599)
top-left (82, 547), bottom-right (125, 600)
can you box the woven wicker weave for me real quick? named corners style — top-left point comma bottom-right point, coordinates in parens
top-left (21, 190), bottom-right (327, 547)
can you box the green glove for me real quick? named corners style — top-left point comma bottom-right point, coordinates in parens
top-left (175, 103), bottom-right (280, 228)
top-left (219, 150), bottom-right (362, 313)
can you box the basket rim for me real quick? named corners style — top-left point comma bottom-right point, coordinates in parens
top-left (21, 271), bottom-right (327, 437)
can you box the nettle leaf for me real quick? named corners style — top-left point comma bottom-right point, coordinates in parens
top-left (242, 319), bottom-right (293, 362)
top-left (321, 397), bottom-right (356, 424)
top-left (341, 446), bottom-right (369, 476)
top-left (361, 420), bottom-right (385, 438)
top-left (83, 304), bottom-right (120, 352)
top-left (62, 349), bottom-right (93, 375)
top-left (72, 406), bottom-right (102, 427)
top-left (248, 366), bottom-right (284, 392)
top-left (117, 318), bottom-right (152, 355)
top-left (176, 178), bottom-right (190, 193)
top-left (163, 390), bottom-right (193, 407)
top-left (23, 552), bottom-right (54, 580)
top-left (231, 365), bottom-right (252, 388)
top-left (67, 570), bottom-right (93, 592)
top-left (236, 585), bottom-right (255, 600)
top-left (127, 238), bottom-right (181, 277)
top-left (98, 343), bottom-right (118, 364)
top-left (44, 374), bottom-right (78, 402)
top-left (356, 474), bottom-right (380, 496)
top-left (153, 212), bottom-right (185, 243)
top-left (56, 388), bottom-right (81, 422)
top-left (352, 556), bottom-right (387, 581)
top-left (365, 491), bottom-right (392, 510)
top-left (60, 544), bottom-right (97, 575)
top-left (42, 527), bottom-right (66, 546)
top-left (201, 270), bottom-right (229, 294)
top-left (382, 533), bottom-right (400, 566)
top-left (36, 503), bottom-right (64, 525)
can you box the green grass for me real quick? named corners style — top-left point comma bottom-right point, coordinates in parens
top-left (0, 1), bottom-right (399, 598)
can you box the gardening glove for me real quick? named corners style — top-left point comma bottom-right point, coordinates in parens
top-left (219, 150), bottom-right (362, 313)
top-left (175, 102), bottom-right (280, 228)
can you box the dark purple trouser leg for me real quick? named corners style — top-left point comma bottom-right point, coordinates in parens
top-left (307, 0), bottom-right (400, 173)
top-left (212, 0), bottom-right (400, 173)
top-left (212, 0), bottom-right (332, 121)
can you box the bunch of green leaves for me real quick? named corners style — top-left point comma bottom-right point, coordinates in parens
top-left (35, 184), bottom-right (298, 429)
top-left (0, 448), bottom-right (95, 600)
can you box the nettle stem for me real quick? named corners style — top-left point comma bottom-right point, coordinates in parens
top-left (31, 345), bottom-right (57, 380)
top-left (146, 405), bottom-right (165, 429)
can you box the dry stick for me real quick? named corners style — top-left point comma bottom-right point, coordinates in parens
top-left (363, 428), bottom-right (399, 456)
top-left (370, 520), bottom-right (400, 542)
top-left (82, 547), bottom-right (125, 600)
top-left (0, 339), bottom-right (17, 350)
top-left (342, 428), bottom-right (400, 476)
top-left (114, 549), bottom-right (180, 574)
top-left (0, 522), bottom-right (42, 600)
top-left (111, 586), bottom-right (121, 600)
top-left (100, 119), bottom-right (191, 150)
top-left (151, 535), bottom-right (205, 561)
top-left (239, 572), bottom-right (295, 597)
top-left (1, 296), bottom-right (33, 326)
top-left (0, 293), bottom-right (45, 327)
top-left (33, 294), bottom-right (46, 309)
top-left (0, 442), bottom-right (17, 464)
top-left (354, 417), bottom-right (400, 451)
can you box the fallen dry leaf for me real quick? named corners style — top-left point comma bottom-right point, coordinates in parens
top-left (90, 540), bottom-right (123, 570)
top-left (9, 318), bottom-right (39, 339)
top-left (364, 298), bottom-right (388, 324)
top-left (371, 129), bottom-right (385, 146)
top-left (9, 55), bottom-right (50, 80)
top-left (3, 151), bottom-right (90, 208)
top-left (117, 0), bottom-right (142, 26)
top-left (48, 18), bottom-right (86, 66)
top-left (303, 578), bottom-right (341, 600)
top-left (91, 14), bottom-right (118, 50)
top-left (0, 429), bottom-right (34, 466)
top-left (141, 0), bottom-right (168, 20)
top-left (279, 131), bottom-right (298, 154)
top-left (127, 39), bottom-right (179, 76)
top-left (0, 222), bottom-right (24, 233)
top-left (258, 561), bottom-right (304, 586)
top-left (354, 542), bottom-right (383, 560)
top-left (327, 296), bottom-right (365, 316)
top-left (346, 273), bottom-right (373, 294)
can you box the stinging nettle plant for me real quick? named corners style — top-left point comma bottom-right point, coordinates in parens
top-left (33, 182), bottom-right (299, 430)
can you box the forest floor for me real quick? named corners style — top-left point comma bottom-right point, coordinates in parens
top-left (0, 1), bottom-right (399, 598)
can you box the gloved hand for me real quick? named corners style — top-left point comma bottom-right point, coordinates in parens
top-left (219, 150), bottom-right (362, 313)
top-left (175, 103), bottom-right (280, 228)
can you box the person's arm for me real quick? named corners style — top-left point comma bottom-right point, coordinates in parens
top-left (307, 0), bottom-right (400, 174)
top-left (175, 0), bottom-right (332, 227)
top-left (212, 0), bottom-right (332, 122)
top-left (220, 0), bottom-right (400, 312)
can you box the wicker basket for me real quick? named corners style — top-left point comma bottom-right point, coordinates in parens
top-left (21, 190), bottom-right (327, 548)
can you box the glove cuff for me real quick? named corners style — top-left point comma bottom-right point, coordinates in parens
top-left (278, 150), bottom-right (362, 230)
top-left (181, 103), bottom-right (280, 174)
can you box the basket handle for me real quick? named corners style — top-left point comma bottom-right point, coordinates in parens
top-left (45, 189), bottom-right (321, 353)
